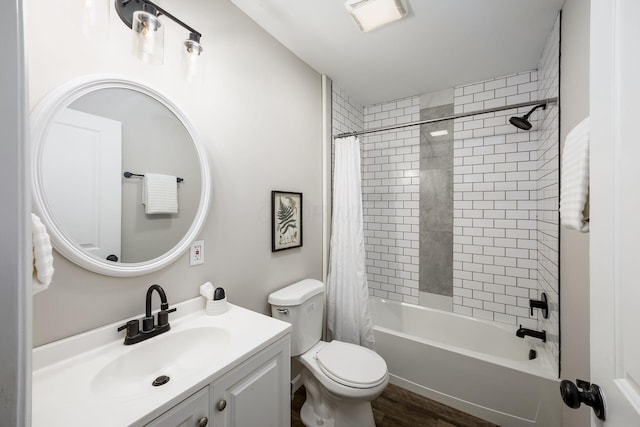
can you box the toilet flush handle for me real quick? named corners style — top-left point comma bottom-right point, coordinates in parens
top-left (276, 308), bottom-right (289, 315)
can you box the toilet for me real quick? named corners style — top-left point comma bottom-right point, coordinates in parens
top-left (269, 279), bottom-right (388, 427)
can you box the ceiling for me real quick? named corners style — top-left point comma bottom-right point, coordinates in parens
top-left (228, 0), bottom-right (565, 106)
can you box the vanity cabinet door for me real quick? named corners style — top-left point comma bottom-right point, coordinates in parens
top-left (145, 386), bottom-right (210, 427)
top-left (211, 337), bottom-right (290, 427)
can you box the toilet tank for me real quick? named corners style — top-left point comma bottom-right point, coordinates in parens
top-left (268, 279), bottom-right (324, 356)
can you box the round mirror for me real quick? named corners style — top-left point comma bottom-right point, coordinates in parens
top-left (31, 75), bottom-right (211, 277)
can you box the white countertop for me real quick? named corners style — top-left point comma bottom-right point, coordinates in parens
top-left (32, 297), bottom-right (290, 426)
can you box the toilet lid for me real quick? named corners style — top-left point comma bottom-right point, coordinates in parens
top-left (315, 341), bottom-right (387, 389)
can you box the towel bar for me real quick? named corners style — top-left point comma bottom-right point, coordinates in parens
top-left (124, 171), bottom-right (183, 183)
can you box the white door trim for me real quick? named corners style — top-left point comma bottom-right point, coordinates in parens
top-left (590, 0), bottom-right (640, 424)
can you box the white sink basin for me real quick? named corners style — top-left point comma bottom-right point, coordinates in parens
top-left (32, 298), bottom-right (291, 427)
top-left (90, 326), bottom-right (231, 398)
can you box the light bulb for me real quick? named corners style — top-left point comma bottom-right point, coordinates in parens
top-left (82, 0), bottom-right (97, 36)
top-left (132, 10), bottom-right (164, 65)
top-left (182, 34), bottom-right (203, 82)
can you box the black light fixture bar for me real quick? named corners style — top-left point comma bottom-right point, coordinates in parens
top-left (143, 0), bottom-right (201, 39)
top-left (115, 0), bottom-right (202, 39)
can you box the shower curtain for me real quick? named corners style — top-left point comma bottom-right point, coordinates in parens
top-left (327, 136), bottom-right (375, 349)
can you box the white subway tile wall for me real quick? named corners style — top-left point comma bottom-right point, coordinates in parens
top-left (331, 15), bottom-right (559, 374)
top-left (362, 97), bottom-right (422, 304)
top-left (452, 70), bottom-right (542, 329)
top-left (332, 85), bottom-right (364, 135)
top-left (331, 85), bottom-right (364, 196)
top-left (536, 14), bottom-right (560, 374)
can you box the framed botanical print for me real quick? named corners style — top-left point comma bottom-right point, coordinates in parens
top-left (271, 191), bottom-right (303, 251)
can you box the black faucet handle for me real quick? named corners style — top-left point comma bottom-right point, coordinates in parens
top-left (157, 307), bottom-right (177, 327)
top-left (117, 319), bottom-right (140, 338)
top-left (529, 293), bottom-right (549, 318)
top-left (142, 316), bottom-right (155, 332)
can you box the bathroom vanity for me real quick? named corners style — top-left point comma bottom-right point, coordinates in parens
top-left (32, 297), bottom-right (291, 426)
top-left (146, 338), bottom-right (287, 427)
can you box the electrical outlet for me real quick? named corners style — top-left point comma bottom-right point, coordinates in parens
top-left (190, 240), bottom-right (204, 266)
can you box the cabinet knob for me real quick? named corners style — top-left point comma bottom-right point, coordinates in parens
top-left (217, 399), bottom-right (227, 411)
top-left (197, 417), bottom-right (208, 427)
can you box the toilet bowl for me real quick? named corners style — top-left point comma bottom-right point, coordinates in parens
top-left (299, 341), bottom-right (388, 427)
top-left (269, 279), bottom-right (388, 427)
top-left (301, 341), bottom-right (388, 399)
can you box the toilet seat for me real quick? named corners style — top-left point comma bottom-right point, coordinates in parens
top-left (315, 341), bottom-right (387, 389)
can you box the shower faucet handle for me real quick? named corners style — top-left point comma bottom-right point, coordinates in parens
top-left (529, 292), bottom-right (549, 318)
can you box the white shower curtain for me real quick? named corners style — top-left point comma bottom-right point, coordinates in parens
top-left (327, 136), bottom-right (375, 349)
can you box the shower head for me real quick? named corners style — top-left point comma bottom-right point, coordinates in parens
top-left (509, 115), bottom-right (533, 130)
top-left (509, 103), bottom-right (547, 131)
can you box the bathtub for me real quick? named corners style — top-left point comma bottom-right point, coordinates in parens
top-left (369, 297), bottom-right (561, 427)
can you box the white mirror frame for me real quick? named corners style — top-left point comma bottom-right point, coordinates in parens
top-left (31, 74), bottom-right (211, 277)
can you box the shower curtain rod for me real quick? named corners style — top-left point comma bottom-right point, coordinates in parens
top-left (334, 97), bottom-right (558, 139)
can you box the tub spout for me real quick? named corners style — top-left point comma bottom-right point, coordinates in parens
top-left (516, 325), bottom-right (546, 342)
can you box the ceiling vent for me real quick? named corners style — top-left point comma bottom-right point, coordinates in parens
top-left (345, 0), bottom-right (408, 33)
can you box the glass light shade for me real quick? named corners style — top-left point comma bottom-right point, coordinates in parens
top-left (82, 0), bottom-right (97, 37)
top-left (182, 39), bottom-right (203, 82)
top-left (345, 0), bottom-right (408, 32)
top-left (132, 10), bottom-right (164, 65)
top-left (82, 0), bottom-right (109, 42)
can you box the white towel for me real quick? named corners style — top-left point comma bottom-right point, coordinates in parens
top-left (560, 117), bottom-right (590, 232)
top-left (32, 213), bottom-right (54, 294)
top-left (142, 173), bottom-right (178, 214)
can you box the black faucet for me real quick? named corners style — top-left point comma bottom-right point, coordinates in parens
top-left (516, 325), bottom-right (546, 342)
top-left (117, 284), bottom-right (177, 345)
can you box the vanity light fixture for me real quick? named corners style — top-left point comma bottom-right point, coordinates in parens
top-left (345, 0), bottom-right (408, 33)
top-left (115, 0), bottom-right (203, 69)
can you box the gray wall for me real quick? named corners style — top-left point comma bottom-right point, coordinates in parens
top-left (0, 0), bottom-right (31, 424)
top-left (560, 0), bottom-right (591, 425)
top-left (29, 0), bottom-right (323, 346)
top-left (419, 105), bottom-right (453, 297)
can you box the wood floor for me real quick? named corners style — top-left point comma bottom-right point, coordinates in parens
top-left (291, 383), bottom-right (498, 427)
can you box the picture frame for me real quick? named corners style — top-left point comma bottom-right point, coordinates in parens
top-left (271, 191), bottom-right (303, 252)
